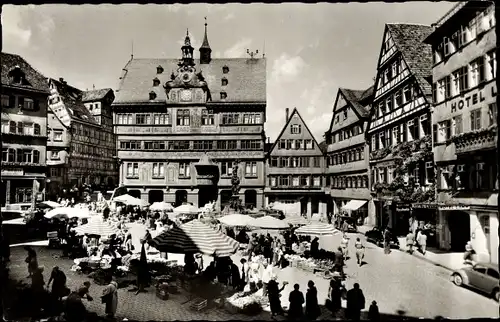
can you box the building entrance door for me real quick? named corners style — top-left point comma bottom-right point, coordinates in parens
top-left (447, 211), bottom-right (470, 252)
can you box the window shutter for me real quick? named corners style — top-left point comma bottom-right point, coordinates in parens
top-left (33, 150), bottom-right (40, 164)
top-left (433, 124), bottom-right (438, 144)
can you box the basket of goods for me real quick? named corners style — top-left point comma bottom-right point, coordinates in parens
top-left (189, 298), bottom-right (208, 312)
top-left (156, 283), bottom-right (169, 301)
top-left (239, 301), bottom-right (263, 316)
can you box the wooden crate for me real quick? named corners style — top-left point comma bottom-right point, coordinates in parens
top-left (190, 298), bottom-right (207, 312)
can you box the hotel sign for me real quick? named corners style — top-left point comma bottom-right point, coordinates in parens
top-left (1, 169), bottom-right (23, 176)
top-left (450, 83), bottom-right (497, 113)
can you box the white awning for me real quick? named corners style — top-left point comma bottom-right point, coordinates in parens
top-left (342, 200), bottom-right (367, 211)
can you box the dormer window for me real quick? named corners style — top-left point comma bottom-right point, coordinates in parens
top-left (221, 77), bottom-right (228, 86)
top-left (149, 91), bottom-right (157, 100)
top-left (8, 65), bottom-right (26, 84)
top-left (222, 66), bottom-right (229, 74)
top-left (157, 65), bottom-right (164, 74)
top-left (153, 77), bottom-right (160, 87)
top-left (220, 91), bottom-right (227, 100)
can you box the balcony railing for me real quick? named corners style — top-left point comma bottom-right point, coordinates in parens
top-left (269, 185), bottom-right (323, 190)
top-left (451, 125), bottom-right (497, 154)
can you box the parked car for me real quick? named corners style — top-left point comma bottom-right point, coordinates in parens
top-left (365, 227), bottom-right (400, 248)
top-left (451, 262), bottom-right (499, 301)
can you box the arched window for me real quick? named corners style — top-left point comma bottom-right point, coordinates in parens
top-left (34, 123), bottom-right (40, 135)
top-left (220, 91), bottom-right (227, 100)
top-left (9, 121), bottom-right (16, 133)
top-left (221, 77), bottom-right (228, 86)
top-left (222, 66), bottom-right (229, 74)
top-left (33, 150), bottom-right (40, 164)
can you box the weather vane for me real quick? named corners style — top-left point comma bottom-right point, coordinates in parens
top-left (246, 49), bottom-right (259, 59)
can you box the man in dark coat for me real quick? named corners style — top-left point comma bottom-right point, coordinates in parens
top-left (288, 283), bottom-right (304, 320)
top-left (346, 283), bottom-right (365, 321)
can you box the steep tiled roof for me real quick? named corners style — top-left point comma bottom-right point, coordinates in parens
top-left (82, 88), bottom-right (113, 102)
top-left (386, 24), bottom-right (433, 97)
top-left (114, 58), bottom-right (266, 104)
top-left (50, 78), bottom-right (97, 124)
top-left (339, 85), bottom-right (374, 118)
top-left (1, 52), bottom-right (49, 92)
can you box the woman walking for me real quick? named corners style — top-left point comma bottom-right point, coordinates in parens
top-left (305, 281), bottom-right (320, 320)
top-left (47, 266), bottom-right (68, 301)
top-left (340, 234), bottom-right (349, 260)
top-left (24, 246), bottom-right (38, 278)
top-left (268, 278), bottom-right (287, 317)
top-left (354, 237), bottom-right (365, 267)
top-left (101, 277), bottom-right (118, 319)
top-left (327, 275), bottom-right (343, 317)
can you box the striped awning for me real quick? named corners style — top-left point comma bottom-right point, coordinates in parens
top-left (149, 219), bottom-right (239, 257)
top-left (73, 216), bottom-right (120, 237)
top-left (295, 222), bottom-right (340, 236)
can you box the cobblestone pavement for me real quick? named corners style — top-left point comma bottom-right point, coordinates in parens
top-left (7, 231), bottom-right (498, 320)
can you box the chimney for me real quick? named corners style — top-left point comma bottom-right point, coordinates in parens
top-left (285, 108), bottom-right (289, 123)
top-left (59, 77), bottom-right (64, 83)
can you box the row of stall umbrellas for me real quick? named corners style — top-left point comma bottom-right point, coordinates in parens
top-left (218, 213), bottom-right (339, 236)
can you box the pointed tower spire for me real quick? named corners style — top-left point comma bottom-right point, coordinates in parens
top-left (181, 29), bottom-right (194, 66)
top-left (199, 17), bottom-right (212, 64)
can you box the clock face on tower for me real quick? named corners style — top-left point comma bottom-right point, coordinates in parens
top-left (180, 89), bottom-right (193, 102)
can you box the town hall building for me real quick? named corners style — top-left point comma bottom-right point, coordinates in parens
top-left (112, 23), bottom-right (267, 209)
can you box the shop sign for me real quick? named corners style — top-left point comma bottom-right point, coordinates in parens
top-left (396, 203), bottom-right (411, 212)
top-left (1, 169), bottom-right (23, 176)
top-left (412, 203), bottom-right (438, 209)
top-left (450, 83), bottom-right (496, 113)
top-left (438, 205), bottom-right (470, 211)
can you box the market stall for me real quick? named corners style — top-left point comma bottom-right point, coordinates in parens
top-left (251, 215), bottom-right (288, 230)
top-left (150, 202), bottom-right (174, 212)
top-left (283, 215), bottom-right (309, 226)
top-left (113, 194), bottom-right (149, 208)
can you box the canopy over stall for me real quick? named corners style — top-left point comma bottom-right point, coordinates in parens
top-left (73, 216), bottom-right (120, 237)
top-left (44, 207), bottom-right (91, 220)
top-left (149, 219), bottom-right (239, 257)
top-left (150, 202), bottom-right (174, 212)
top-left (218, 214), bottom-right (256, 227)
top-left (252, 215), bottom-right (288, 229)
top-left (341, 200), bottom-right (367, 211)
top-left (113, 194), bottom-right (150, 207)
top-left (295, 222), bottom-right (340, 236)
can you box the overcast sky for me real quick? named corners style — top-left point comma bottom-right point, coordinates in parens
top-left (2, 3), bottom-right (455, 141)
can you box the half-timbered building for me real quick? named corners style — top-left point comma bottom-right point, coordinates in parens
top-left (424, 1), bottom-right (497, 263)
top-left (265, 108), bottom-right (326, 216)
top-left (1, 53), bottom-right (49, 206)
top-left (366, 23), bottom-right (435, 237)
top-left (113, 25), bottom-right (266, 209)
top-left (325, 86), bottom-right (374, 225)
top-left (46, 78), bottom-right (118, 199)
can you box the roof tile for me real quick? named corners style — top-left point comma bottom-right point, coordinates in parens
top-left (114, 58), bottom-right (266, 104)
top-left (1, 52), bottom-right (49, 92)
top-left (50, 78), bottom-right (98, 124)
top-left (82, 88), bottom-right (113, 102)
top-left (386, 23), bottom-right (434, 96)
